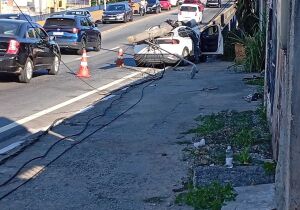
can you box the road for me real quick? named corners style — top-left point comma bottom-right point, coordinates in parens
top-left (0, 5), bottom-right (225, 151)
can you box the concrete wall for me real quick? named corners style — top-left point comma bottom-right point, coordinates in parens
top-left (266, 0), bottom-right (300, 208)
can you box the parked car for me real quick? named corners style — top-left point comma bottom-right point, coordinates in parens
top-left (133, 24), bottom-right (223, 65)
top-left (160, 0), bottom-right (171, 10)
top-left (146, 0), bottom-right (162, 13)
top-left (0, 13), bottom-right (32, 21)
top-left (102, 3), bottom-right (133, 23)
top-left (65, 9), bottom-right (94, 22)
top-left (183, 0), bottom-right (205, 11)
top-left (0, 19), bottom-right (61, 83)
top-left (178, 4), bottom-right (203, 23)
top-left (169, 0), bottom-right (178, 6)
top-left (206, 0), bottom-right (221, 8)
top-left (43, 15), bottom-right (101, 55)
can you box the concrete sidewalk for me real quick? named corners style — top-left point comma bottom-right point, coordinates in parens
top-left (0, 61), bottom-right (271, 209)
top-left (222, 184), bottom-right (275, 210)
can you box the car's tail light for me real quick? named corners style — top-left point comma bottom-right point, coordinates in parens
top-left (158, 39), bottom-right (180, 44)
top-left (172, 39), bottom-right (180, 44)
top-left (179, 11), bottom-right (182, 15)
top-left (72, 28), bottom-right (79, 33)
top-left (195, 12), bottom-right (198, 16)
top-left (7, 40), bottom-right (20, 54)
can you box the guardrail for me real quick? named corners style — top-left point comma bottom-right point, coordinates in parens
top-left (200, 2), bottom-right (236, 31)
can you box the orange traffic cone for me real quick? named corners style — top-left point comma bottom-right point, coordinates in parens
top-left (115, 48), bottom-right (124, 68)
top-left (76, 49), bottom-right (90, 78)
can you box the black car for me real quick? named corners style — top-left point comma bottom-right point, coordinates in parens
top-left (102, 3), bottom-right (133, 23)
top-left (43, 15), bottom-right (101, 55)
top-left (0, 13), bottom-right (33, 21)
top-left (146, 0), bottom-right (162, 13)
top-left (206, 0), bottom-right (221, 8)
top-left (0, 19), bottom-right (60, 83)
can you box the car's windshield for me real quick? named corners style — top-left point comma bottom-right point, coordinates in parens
top-left (44, 18), bottom-right (76, 27)
top-left (107, 5), bottom-right (125, 11)
top-left (0, 21), bottom-right (21, 36)
top-left (180, 6), bottom-right (197, 12)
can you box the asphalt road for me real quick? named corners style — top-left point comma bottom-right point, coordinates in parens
top-left (0, 5), bottom-right (226, 147)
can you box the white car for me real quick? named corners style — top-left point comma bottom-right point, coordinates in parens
top-left (169, 0), bottom-right (178, 6)
top-left (133, 24), bottom-right (223, 66)
top-left (178, 4), bottom-right (203, 23)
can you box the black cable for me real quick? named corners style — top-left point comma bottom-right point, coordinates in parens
top-left (0, 64), bottom-right (166, 202)
top-left (0, 0), bottom-right (233, 200)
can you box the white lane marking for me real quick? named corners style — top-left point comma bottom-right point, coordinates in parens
top-left (0, 141), bottom-right (25, 155)
top-left (101, 94), bottom-right (116, 101)
top-left (110, 46), bottom-right (120, 51)
top-left (76, 105), bottom-right (95, 114)
top-left (0, 69), bottom-right (149, 135)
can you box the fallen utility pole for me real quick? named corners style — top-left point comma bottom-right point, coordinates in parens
top-left (127, 22), bottom-right (174, 44)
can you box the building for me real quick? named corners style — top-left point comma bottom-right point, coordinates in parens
top-left (0, 0), bottom-right (14, 13)
top-left (265, 0), bottom-right (300, 209)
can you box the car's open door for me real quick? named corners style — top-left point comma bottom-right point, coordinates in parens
top-left (200, 24), bottom-right (223, 55)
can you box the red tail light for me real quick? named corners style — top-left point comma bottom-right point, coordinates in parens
top-left (172, 39), bottom-right (180, 44)
top-left (72, 28), bottom-right (79, 33)
top-left (195, 12), bottom-right (197, 16)
top-left (179, 11), bottom-right (182, 15)
top-left (7, 40), bottom-right (20, 54)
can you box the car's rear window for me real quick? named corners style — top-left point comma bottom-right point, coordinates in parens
top-left (107, 4), bottom-right (125, 11)
top-left (180, 6), bottom-right (197, 12)
top-left (44, 18), bottom-right (76, 27)
top-left (0, 22), bottom-right (21, 36)
top-left (65, 11), bottom-right (85, 16)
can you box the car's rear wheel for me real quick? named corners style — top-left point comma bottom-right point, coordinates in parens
top-left (19, 58), bottom-right (33, 83)
top-left (179, 47), bottom-right (190, 66)
top-left (77, 38), bottom-right (86, 55)
top-left (48, 55), bottom-right (60, 75)
top-left (94, 36), bottom-right (101, 52)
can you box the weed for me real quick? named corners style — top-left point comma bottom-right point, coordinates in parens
top-left (245, 78), bottom-right (264, 86)
top-left (175, 182), bottom-right (237, 210)
top-left (263, 161), bottom-right (276, 175)
top-left (232, 129), bottom-right (254, 148)
top-left (189, 114), bottom-right (226, 136)
top-left (236, 147), bottom-right (252, 165)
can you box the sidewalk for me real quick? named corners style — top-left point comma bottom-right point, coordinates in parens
top-left (0, 61), bottom-right (273, 209)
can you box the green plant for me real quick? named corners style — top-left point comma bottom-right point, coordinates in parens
top-left (263, 161), bottom-right (276, 175)
top-left (175, 182), bottom-right (237, 210)
top-left (232, 129), bottom-right (254, 148)
top-left (189, 114), bottom-right (226, 136)
top-left (245, 78), bottom-right (264, 86)
top-left (236, 147), bottom-right (252, 165)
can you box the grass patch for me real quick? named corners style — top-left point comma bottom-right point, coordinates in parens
top-left (189, 114), bottom-right (226, 136)
top-left (263, 161), bottom-right (276, 175)
top-left (233, 129), bottom-right (254, 148)
top-left (245, 78), bottom-right (264, 86)
top-left (235, 147), bottom-right (252, 165)
top-left (185, 107), bottom-right (272, 166)
top-left (175, 182), bottom-right (237, 210)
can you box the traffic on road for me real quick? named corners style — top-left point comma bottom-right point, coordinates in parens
top-left (0, 0), bottom-right (229, 154)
